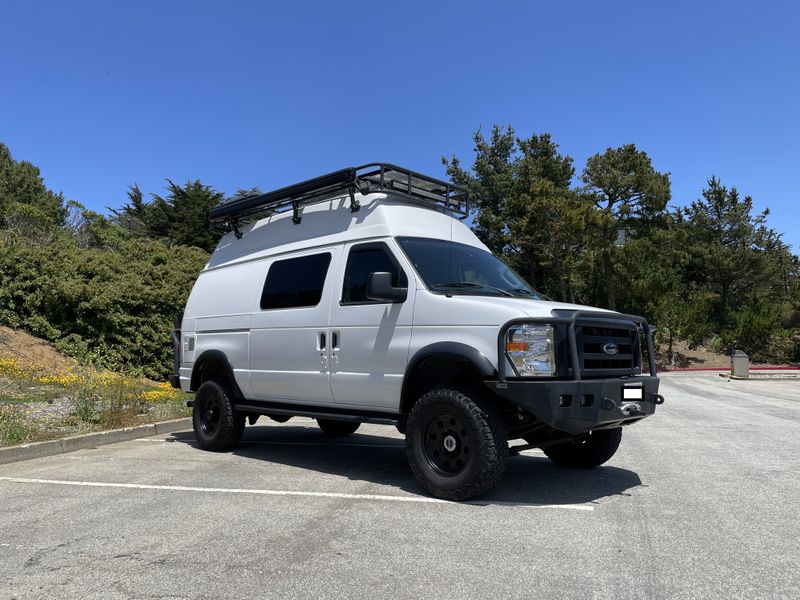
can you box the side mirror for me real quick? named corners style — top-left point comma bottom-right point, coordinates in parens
top-left (366, 272), bottom-right (407, 303)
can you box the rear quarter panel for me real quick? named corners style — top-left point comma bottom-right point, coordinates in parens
top-left (180, 261), bottom-right (263, 396)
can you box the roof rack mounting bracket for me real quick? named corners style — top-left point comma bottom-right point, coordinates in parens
top-left (227, 219), bottom-right (243, 240)
top-left (348, 185), bottom-right (360, 213)
top-left (291, 201), bottom-right (301, 225)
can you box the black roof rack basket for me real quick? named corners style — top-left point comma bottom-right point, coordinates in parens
top-left (209, 163), bottom-right (469, 233)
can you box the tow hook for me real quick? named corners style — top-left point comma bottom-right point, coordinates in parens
top-left (620, 402), bottom-right (644, 417)
top-left (653, 394), bottom-right (665, 405)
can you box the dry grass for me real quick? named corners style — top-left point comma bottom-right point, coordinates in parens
top-left (656, 341), bottom-right (732, 370)
top-left (0, 326), bottom-right (77, 372)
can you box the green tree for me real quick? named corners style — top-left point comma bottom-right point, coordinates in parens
top-left (682, 177), bottom-right (795, 359)
top-left (612, 215), bottom-right (713, 363)
top-left (505, 179), bottom-right (597, 302)
top-left (444, 125), bottom-right (518, 254)
top-left (0, 143), bottom-right (66, 227)
top-left (112, 180), bottom-right (224, 252)
top-left (580, 144), bottom-right (671, 309)
top-left (444, 126), bottom-right (592, 300)
top-left (110, 185), bottom-right (149, 235)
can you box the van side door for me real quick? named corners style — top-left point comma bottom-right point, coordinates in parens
top-left (249, 247), bottom-right (339, 406)
top-left (327, 239), bottom-right (415, 411)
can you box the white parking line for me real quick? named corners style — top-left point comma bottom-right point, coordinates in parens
top-left (0, 477), bottom-right (594, 511)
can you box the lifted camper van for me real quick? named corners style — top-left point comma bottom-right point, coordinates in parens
top-left (171, 164), bottom-right (663, 500)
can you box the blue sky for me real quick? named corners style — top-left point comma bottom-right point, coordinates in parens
top-left (1, 1), bottom-right (798, 250)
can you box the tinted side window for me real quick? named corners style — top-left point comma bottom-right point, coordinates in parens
top-left (260, 253), bottom-right (332, 310)
top-left (342, 244), bottom-right (406, 304)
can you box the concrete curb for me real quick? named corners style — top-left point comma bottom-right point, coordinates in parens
top-left (0, 418), bottom-right (192, 466)
top-left (721, 373), bottom-right (800, 380)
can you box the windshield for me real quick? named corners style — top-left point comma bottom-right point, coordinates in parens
top-left (397, 237), bottom-right (542, 299)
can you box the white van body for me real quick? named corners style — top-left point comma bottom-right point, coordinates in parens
top-left (174, 164), bottom-right (662, 500)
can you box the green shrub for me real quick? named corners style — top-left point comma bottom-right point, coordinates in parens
top-left (0, 229), bottom-right (208, 379)
top-left (70, 396), bottom-right (99, 424)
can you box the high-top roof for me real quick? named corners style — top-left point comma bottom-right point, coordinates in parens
top-left (205, 192), bottom-right (485, 271)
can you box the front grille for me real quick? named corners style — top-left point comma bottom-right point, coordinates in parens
top-left (576, 321), bottom-right (640, 378)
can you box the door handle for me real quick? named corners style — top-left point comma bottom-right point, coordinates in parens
top-left (318, 331), bottom-right (326, 351)
top-left (330, 331), bottom-right (340, 370)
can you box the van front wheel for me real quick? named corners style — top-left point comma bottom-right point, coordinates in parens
top-left (193, 379), bottom-right (245, 451)
top-left (405, 388), bottom-right (508, 501)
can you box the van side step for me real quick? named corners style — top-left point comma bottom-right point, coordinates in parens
top-left (234, 401), bottom-right (399, 426)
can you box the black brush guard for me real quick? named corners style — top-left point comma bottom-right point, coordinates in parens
top-left (491, 311), bottom-right (662, 435)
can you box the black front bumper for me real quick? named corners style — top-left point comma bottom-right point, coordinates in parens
top-left (489, 376), bottom-right (661, 435)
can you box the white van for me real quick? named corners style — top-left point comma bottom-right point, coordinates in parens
top-left (171, 164), bottom-right (663, 500)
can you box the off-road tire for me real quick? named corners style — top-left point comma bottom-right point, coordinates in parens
top-left (405, 388), bottom-right (508, 501)
top-left (317, 419), bottom-right (360, 437)
top-left (193, 379), bottom-right (245, 451)
top-left (543, 428), bottom-right (622, 469)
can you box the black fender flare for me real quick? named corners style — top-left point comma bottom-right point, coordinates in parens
top-left (406, 342), bottom-right (496, 377)
top-left (400, 342), bottom-right (496, 414)
top-left (190, 350), bottom-right (243, 397)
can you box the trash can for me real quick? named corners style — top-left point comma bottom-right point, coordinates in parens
top-left (731, 350), bottom-right (749, 378)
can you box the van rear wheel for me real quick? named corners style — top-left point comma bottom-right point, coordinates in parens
top-left (317, 419), bottom-right (360, 436)
top-left (193, 379), bottom-right (245, 451)
top-left (405, 388), bottom-right (508, 501)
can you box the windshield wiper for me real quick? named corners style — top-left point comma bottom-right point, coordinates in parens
top-left (506, 287), bottom-right (541, 299)
top-left (432, 281), bottom-right (514, 297)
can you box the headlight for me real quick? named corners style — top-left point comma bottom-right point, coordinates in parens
top-left (506, 324), bottom-right (555, 377)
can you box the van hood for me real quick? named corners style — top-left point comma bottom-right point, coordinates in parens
top-left (416, 293), bottom-right (618, 327)
top-left (504, 298), bottom-right (617, 319)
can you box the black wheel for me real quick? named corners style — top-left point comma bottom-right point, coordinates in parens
top-left (405, 388), bottom-right (508, 501)
top-left (543, 428), bottom-right (622, 468)
top-left (317, 419), bottom-right (360, 437)
top-left (193, 379), bottom-right (245, 451)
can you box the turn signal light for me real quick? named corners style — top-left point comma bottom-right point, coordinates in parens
top-left (506, 342), bottom-right (528, 352)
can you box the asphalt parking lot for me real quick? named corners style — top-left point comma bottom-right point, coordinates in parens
top-left (1, 373), bottom-right (798, 600)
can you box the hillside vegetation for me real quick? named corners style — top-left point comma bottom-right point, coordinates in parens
top-left (0, 130), bottom-right (798, 381)
top-left (0, 327), bottom-right (188, 447)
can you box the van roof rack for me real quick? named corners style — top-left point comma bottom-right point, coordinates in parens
top-left (210, 163), bottom-right (469, 236)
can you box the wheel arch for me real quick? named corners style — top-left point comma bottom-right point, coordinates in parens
top-left (400, 342), bottom-right (496, 416)
top-left (190, 350), bottom-right (244, 399)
